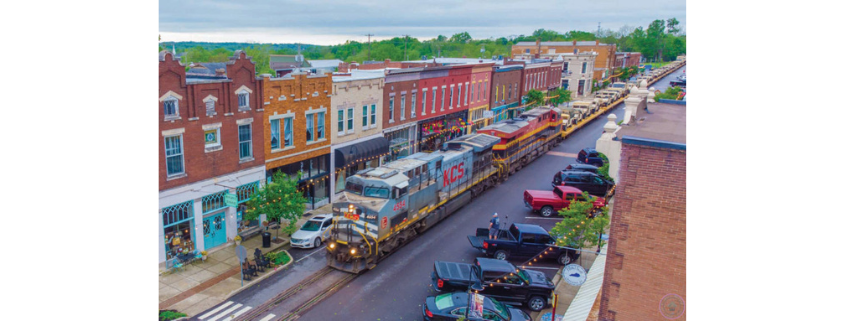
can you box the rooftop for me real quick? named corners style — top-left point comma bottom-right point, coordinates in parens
top-left (332, 69), bottom-right (385, 82)
top-left (514, 41), bottom-right (613, 47)
top-left (617, 102), bottom-right (686, 148)
top-left (309, 59), bottom-right (344, 69)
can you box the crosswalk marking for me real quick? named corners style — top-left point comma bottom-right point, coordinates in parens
top-left (206, 303), bottom-right (242, 321)
top-left (258, 314), bottom-right (276, 321)
top-left (198, 301), bottom-right (233, 320)
top-left (220, 306), bottom-right (252, 321)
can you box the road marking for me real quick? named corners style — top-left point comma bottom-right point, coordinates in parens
top-left (206, 303), bottom-right (242, 321)
top-left (220, 306), bottom-right (252, 321)
top-left (199, 301), bottom-right (233, 319)
top-left (547, 151), bottom-right (578, 158)
top-left (258, 314), bottom-right (276, 321)
top-left (524, 217), bottom-right (563, 220)
top-left (295, 246), bottom-right (326, 262)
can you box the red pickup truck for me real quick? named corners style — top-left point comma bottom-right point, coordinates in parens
top-left (524, 186), bottom-right (606, 217)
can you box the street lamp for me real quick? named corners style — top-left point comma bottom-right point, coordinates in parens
top-left (466, 264), bottom-right (485, 319)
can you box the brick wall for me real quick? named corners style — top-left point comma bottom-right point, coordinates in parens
top-left (262, 72), bottom-right (332, 171)
top-left (490, 67), bottom-right (523, 107)
top-left (599, 143), bottom-right (686, 321)
top-left (511, 41), bottom-right (616, 80)
top-left (159, 51), bottom-right (265, 191)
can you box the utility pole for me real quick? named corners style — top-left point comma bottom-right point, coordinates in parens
top-left (402, 34), bottom-right (410, 60)
top-left (366, 33), bottom-right (374, 61)
top-left (597, 22), bottom-right (601, 37)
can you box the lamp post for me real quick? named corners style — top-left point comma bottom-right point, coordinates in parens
top-left (466, 264), bottom-right (485, 319)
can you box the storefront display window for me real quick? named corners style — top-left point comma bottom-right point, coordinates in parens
top-left (162, 200), bottom-right (195, 260)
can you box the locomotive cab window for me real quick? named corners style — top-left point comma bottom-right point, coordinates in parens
top-left (363, 186), bottom-right (389, 198)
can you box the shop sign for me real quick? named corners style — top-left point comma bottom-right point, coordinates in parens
top-left (224, 193), bottom-right (238, 207)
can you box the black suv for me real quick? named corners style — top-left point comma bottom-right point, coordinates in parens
top-left (432, 257), bottom-right (554, 311)
top-left (576, 148), bottom-right (604, 167)
top-left (552, 171), bottom-right (615, 197)
top-left (561, 163), bottom-right (599, 174)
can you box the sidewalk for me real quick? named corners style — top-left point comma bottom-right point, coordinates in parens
top-left (529, 199), bottom-right (615, 321)
top-left (158, 203), bottom-right (334, 317)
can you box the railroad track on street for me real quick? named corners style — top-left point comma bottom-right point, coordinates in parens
top-left (234, 266), bottom-right (354, 321)
top-left (275, 272), bottom-right (357, 321)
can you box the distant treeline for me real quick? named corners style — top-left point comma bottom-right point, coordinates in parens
top-left (159, 18), bottom-right (685, 76)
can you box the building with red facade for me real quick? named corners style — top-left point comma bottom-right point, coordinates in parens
top-left (467, 63), bottom-right (494, 132)
top-left (158, 50), bottom-right (265, 265)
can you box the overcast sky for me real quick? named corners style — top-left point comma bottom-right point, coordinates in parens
top-left (160, 0), bottom-right (686, 45)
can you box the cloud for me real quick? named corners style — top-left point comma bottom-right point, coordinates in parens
top-left (160, 0), bottom-right (686, 45)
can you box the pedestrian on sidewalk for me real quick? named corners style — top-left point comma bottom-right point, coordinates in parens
top-left (489, 213), bottom-right (500, 240)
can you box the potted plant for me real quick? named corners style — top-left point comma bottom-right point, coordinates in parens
top-left (200, 250), bottom-right (208, 261)
top-left (234, 235), bottom-right (242, 246)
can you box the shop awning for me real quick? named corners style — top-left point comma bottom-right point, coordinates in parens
top-left (334, 137), bottom-right (389, 169)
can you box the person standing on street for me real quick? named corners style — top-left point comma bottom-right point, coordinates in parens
top-left (489, 213), bottom-right (500, 240)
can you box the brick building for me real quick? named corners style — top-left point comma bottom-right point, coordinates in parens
top-left (381, 67), bottom-right (422, 161)
top-left (158, 50), bottom-right (265, 264)
top-left (329, 70), bottom-right (388, 200)
top-left (615, 52), bottom-right (642, 68)
top-left (598, 99), bottom-right (686, 321)
top-left (261, 70), bottom-right (333, 209)
top-left (467, 63), bottom-right (494, 132)
top-left (489, 64), bottom-right (524, 123)
top-left (415, 65), bottom-right (473, 152)
top-left (560, 52), bottom-right (597, 98)
top-left (338, 59), bottom-right (438, 72)
top-left (511, 40), bottom-right (617, 81)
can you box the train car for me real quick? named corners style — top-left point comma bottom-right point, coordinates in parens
top-left (327, 134), bottom-right (500, 273)
top-left (477, 106), bottom-right (562, 179)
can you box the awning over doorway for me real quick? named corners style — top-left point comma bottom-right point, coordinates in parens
top-left (334, 137), bottom-right (389, 169)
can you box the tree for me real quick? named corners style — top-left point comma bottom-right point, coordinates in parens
top-left (449, 32), bottom-right (472, 44)
top-left (549, 192), bottom-right (610, 251)
top-left (666, 18), bottom-right (680, 35)
top-left (244, 171), bottom-right (307, 230)
top-left (523, 89), bottom-right (545, 110)
top-left (548, 88), bottom-right (572, 107)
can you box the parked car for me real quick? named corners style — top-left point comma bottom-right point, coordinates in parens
top-left (552, 171), bottom-right (615, 198)
top-left (524, 186), bottom-right (606, 217)
top-left (290, 215), bottom-right (333, 248)
top-left (431, 257), bottom-right (553, 312)
top-left (468, 223), bottom-right (580, 265)
top-left (576, 148), bottom-right (604, 167)
top-left (560, 163), bottom-right (599, 174)
top-left (423, 292), bottom-right (532, 321)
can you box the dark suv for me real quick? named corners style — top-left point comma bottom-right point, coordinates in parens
top-left (561, 163), bottom-right (599, 174)
top-left (576, 148), bottom-right (604, 167)
top-left (552, 171), bottom-right (615, 197)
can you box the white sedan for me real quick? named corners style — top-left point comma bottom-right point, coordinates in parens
top-left (290, 215), bottom-right (332, 249)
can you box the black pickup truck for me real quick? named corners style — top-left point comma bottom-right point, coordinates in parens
top-left (431, 257), bottom-right (554, 311)
top-left (468, 223), bottom-right (579, 265)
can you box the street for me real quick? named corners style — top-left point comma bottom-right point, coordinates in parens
top-left (191, 66), bottom-right (686, 321)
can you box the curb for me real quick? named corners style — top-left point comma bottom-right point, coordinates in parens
top-left (223, 249), bottom-right (295, 300)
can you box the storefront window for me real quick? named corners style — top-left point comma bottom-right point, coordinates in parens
top-left (162, 200), bottom-right (195, 260)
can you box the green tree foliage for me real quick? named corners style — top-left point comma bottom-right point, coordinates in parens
top-left (654, 86), bottom-right (685, 102)
top-left (245, 171), bottom-right (307, 226)
top-left (549, 192), bottom-right (609, 251)
top-left (547, 88), bottom-right (572, 107)
top-left (449, 32), bottom-right (472, 43)
top-left (523, 89), bottom-right (546, 110)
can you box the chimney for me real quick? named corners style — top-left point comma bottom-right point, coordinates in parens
top-left (385, 59), bottom-right (391, 63)
top-left (215, 68), bottom-right (226, 76)
top-left (596, 40), bottom-right (600, 45)
top-left (573, 40), bottom-right (577, 46)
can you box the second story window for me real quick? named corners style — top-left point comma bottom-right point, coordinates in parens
top-left (582, 62), bottom-right (587, 73)
top-left (238, 93), bottom-right (249, 110)
top-left (337, 109), bottom-right (344, 133)
top-left (317, 112), bottom-right (325, 140)
top-left (370, 104), bottom-right (376, 127)
top-left (306, 114), bottom-right (314, 142)
top-left (362, 105), bottom-right (368, 127)
top-left (400, 94), bottom-right (406, 120)
top-left (389, 95), bottom-right (395, 122)
top-left (431, 87), bottom-right (437, 113)
top-left (411, 92), bottom-right (416, 118)
top-left (441, 87), bottom-right (446, 111)
top-left (347, 107), bottom-right (354, 132)
top-left (563, 62), bottom-right (569, 72)
top-left (270, 119), bottom-right (281, 149)
top-left (449, 86), bottom-right (454, 109)
top-left (284, 117), bottom-right (293, 147)
top-left (421, 91), bottom-right (427, 115)
top-left (164, 135), bottom-right (184, 177)
top-left (482, 81), bottom-right (487, 100)
top-left (238, 124), bottom-right (252, 160)
top-left (464, 82), bottom-right (469, 105)
top-left (205, 100), bottom-right (215, 116)
top-left (457, 84), bottom-right (462, 107)
top-left (163, 98), bottom-right (178, 118)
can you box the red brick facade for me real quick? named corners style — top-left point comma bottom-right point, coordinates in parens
top-left (158, 51), bottom-right (265, 191)
top-left (600, 143), bottom-right (686, 321)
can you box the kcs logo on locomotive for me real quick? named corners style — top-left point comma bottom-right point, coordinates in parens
top-left (442, 162), bottom-right (465, 187)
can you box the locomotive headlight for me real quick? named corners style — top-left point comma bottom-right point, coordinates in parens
top-left (329, 243), bottom-right (336, 249)
top-left (350, 248), bottom-right (357, 255)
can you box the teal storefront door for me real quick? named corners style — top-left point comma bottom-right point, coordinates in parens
top-left (203, 212), bottom-right (227, 249)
